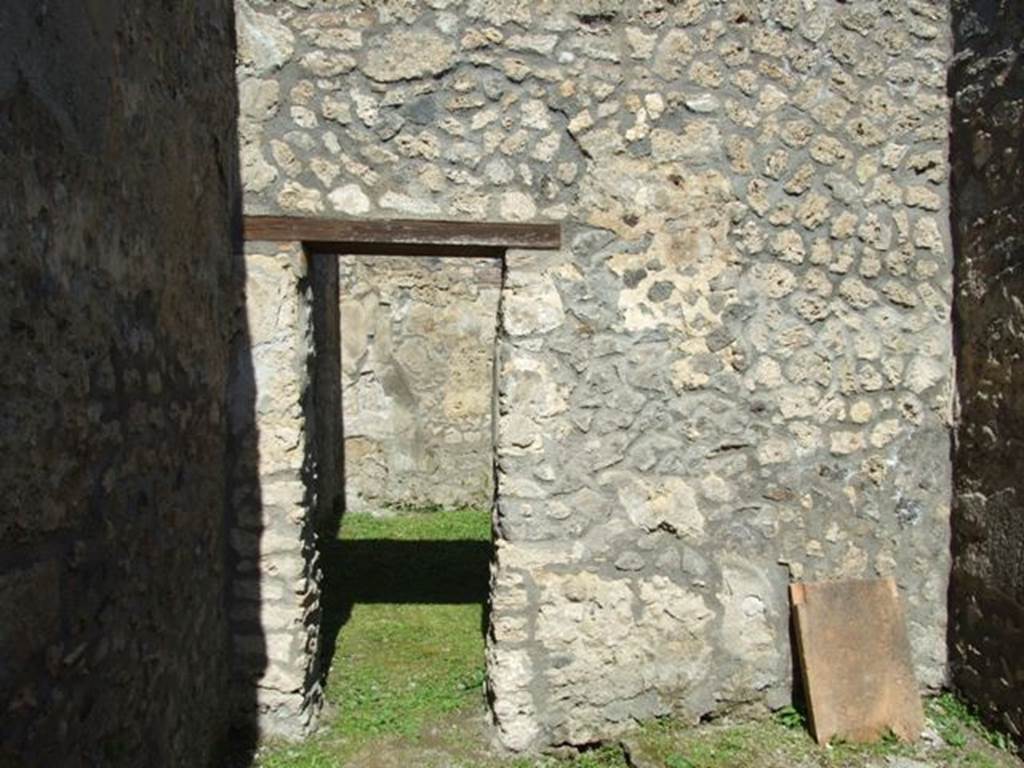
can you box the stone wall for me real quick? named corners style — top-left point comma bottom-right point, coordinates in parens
top-left (339, 255), bottom-right (500, 513)
top-left (1, 2), bottom-right (240, 766)
top-left (228, 244), bottom-right (339, 738)
top-left (949, 0), bottom-right (1024, 744)
top-left (237, 0), bottom-right (955, 750)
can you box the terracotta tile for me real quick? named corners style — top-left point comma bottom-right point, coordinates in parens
top-left (790, 578), bottom-right (924, 745)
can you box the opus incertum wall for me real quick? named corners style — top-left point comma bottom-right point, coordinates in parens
top-left (229, 240), bottom-right (331, 739)
top-left (235, 0), bottom-right (955, 751)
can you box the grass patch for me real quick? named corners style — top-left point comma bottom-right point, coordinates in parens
top-left (628, 717), bottom-right (813, 768)
top-left (928, 693), bottom-right (1015, 755)
top-left (624, 702), bottom-right (1021, 768)
top-left (255, 507), bottom-right (492, 767)
top-left (319, 507), bottom-right (491, 749)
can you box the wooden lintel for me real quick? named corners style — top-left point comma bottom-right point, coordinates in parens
top-left (302, 241), bottom-right (506, 259)
top-left (243, 215), bottom-right (561, 251)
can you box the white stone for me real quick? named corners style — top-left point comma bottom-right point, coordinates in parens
top-left (239, 77), bottom-right (280, 121)
top-left (904, 355), bottom-right (945, 394)
top-left (718, 560), bottom-right (777, 663)
top-left (685, 94), bottom-right (720, 113)
top-left (500, 191), bottom-right (537, 222)
top-left (503, 274), bottom-right (564, 336)
top-left (328, 184), bottom-right (371, 215)
top-left (625, 27), bottom-right (658, 59)
top-left (240, 141), bottom-right (278, 194)
top-left (619, 476), bottom-right (704, 540)
top-left (567, 110), bottom-right (594, 136)
top-left (644, 93), bottom-right (666, 120)
top-left (913, 217), bottom-right (945, 251)
top-left (506, 34), bottom-right (558, 56)
top-left (488, 648), bottom-right (541, 751)
top-left (277, 181), bottom-right (323, 214)
top-left (236, 0), bottom-right (295, 75)
top-left (379, 191), bottom-right (441, 216)
top-left (651, 124), bottom-right (721, 160)
top-left (362, 30), bottom-right (456, 82)
top-left (300, 51), bottom-right (356, 77)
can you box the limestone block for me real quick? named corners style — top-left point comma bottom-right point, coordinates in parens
top-left (362, 30), bottom-right (456, 82)
top-left (486, 647), bottom-right (541, 752)
top-left (237, 0), bottom-right (295, 75)
top-left (503, 252), bottom-right (565, 337)
top-left (233, 241), bottom-right (323, 740)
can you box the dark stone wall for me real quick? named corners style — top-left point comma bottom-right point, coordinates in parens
top-left (0, 2), bottom-right (242, 766)
top-left (949, 0), bottom-right (1024, 744)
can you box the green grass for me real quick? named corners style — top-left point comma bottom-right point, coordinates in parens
top-left (626, 717), bottom-right (812, 768)
top-left (256, 507), bottom-right (492, 767)
top-left (623, 707), bottom-right (1019, 768)
top-left (928, 693), bottom-right (1015, 756)
top-left (253, 508), bottom-right (1021, 768)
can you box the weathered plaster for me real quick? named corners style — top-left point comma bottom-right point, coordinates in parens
top-left (339, 255), bottom-right (501, 513)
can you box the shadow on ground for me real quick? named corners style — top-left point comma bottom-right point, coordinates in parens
top-left (318, 537), bottom-right (492, 684)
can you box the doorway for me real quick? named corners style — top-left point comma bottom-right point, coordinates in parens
top-left (316, 250), bottom-right (501, 755)
top-left (233, 215), bottom-right (561, 747)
